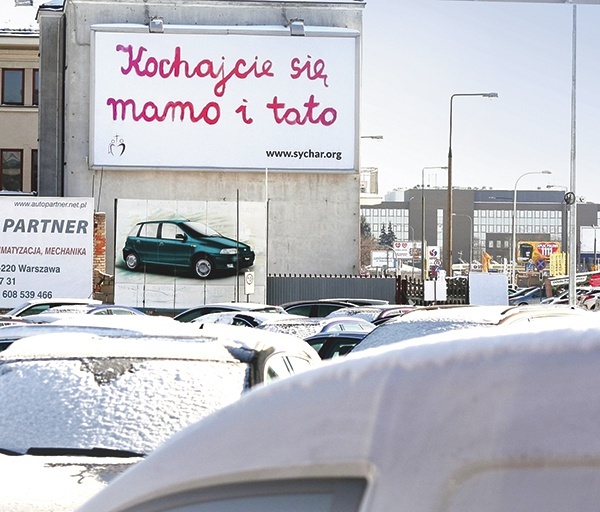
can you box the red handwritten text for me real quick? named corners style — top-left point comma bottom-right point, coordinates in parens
top-left (235, 99), bottom-right (254, 125)
top-left (290, 55), bottom-right (329, 87)
top-left (106, 98), bottom-right (220, 124)
top-left (116, 45), bottom-right (274, 97)
top-left (266, 95), bottom-right (337, 126)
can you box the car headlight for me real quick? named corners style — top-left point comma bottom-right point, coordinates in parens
top-left (220, 248), bottom-right (238, 255)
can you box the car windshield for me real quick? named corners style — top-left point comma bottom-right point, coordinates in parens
top-left (0, 354), bottom-right (247, 455)
top-left (182, 221), bottom-right (222, 237)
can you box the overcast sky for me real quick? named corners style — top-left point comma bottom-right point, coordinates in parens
top-left (360, 0), bottom-right (600, 203)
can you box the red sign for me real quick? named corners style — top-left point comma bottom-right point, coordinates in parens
top-left (590, 274), bottom-right (600, 287)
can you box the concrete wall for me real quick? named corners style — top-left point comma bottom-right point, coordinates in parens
top-left (39, 0), bottom-right (364, 277)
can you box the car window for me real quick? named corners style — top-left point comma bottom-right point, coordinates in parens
top-left (139, 223), bottom-right (159, 239)
top-left (19, 305), bottom-right (52, 316)
top-left (285, 305), bottom-right (313, 317)
top-left (184, 221), bottom-right (221, 237)
top-left (118, 478), bottom-right (366, 512)
top-left (160, 223), bottom-right (181, 240)
top-left (263, 353), bottom-right (293, 382)
top-left (284, 355), bottom-right (314, 374)
top-left (316, 305), bottom-right (346, 316)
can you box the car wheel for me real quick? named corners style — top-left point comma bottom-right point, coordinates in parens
top-left (193, 257), bottom-right (213, 278)
top-left (125, 252), bottom-right (141, 271)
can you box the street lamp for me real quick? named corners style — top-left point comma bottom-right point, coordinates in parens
top-left (445, 92), bottom-right (498, 276)
top-left (511, 170), bottom-right (552, 284)
top-left (421, 166), bottom-right (447, 282)
top-left (452, 213), bottom-right (473, 273)
top-left (547, 184), bottom-right (569, 255)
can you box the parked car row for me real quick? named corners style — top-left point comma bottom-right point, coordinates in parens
top-left (1, 295), bottom-right (598, 511)
top-left (76, 307), bottom-right (600, 512)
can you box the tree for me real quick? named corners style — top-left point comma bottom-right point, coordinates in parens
top-left (360, 215), bottom-right (372, 238)
top-left (360, 216), bottom-right (378, 269)
top-left (379, 223), bottom-right (387, 246)
top-left (386, 222), bottom-right (396, 246)
top-left (378, 221), bottom-right (396, 248)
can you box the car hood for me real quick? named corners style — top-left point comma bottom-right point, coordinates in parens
top-left (202, 235), bottom-right (252, 251)
top-left (0, 453), bottom-right (139, 511)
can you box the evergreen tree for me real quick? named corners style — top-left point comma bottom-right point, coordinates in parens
top-left (387, 222), bottom-right (396, 245)
top-left (379, 223), bottom-right (387, 246)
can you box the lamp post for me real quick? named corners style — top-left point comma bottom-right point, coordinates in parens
top-left (452, 213), bottom-right (473, 273)
top-left (511, 170), bottom-right (552, 284)
top-left (421, 166), bottom-right (447, 282)
top-left (547, 184), bottom-right (569, 255)
top-left (445, 92), bottom-right (498, 277)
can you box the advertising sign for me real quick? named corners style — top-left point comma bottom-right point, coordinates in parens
top-left (0, 196), bottom-right (94, 307)
top-left (392, 240), bottom-right (422, 260)
top-left (517, 240), bottom-right (561, 264)
top-left (114, 199), bottom-right (267, 309)
top-left (580, 226), bottom-right (600, 255)
top-left (371, 250), bottom-right (396, 269)
top-left (91, 25), bottom-right (358, 171)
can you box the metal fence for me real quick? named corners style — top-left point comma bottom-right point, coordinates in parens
top-left (267, 274), bottom-right (469, 306)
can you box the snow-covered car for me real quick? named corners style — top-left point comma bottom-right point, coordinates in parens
top-left (0, 329), bottom-right (320, 511)
top-left (350, 305), bottom-right (512, 353)
top-left (195, 311), bottom-right (375, 339)
top-left (326, 305), bottom-right (415, 325)
top-left (174, 302), bottom-right (285, 323)
top-left (20, 304), bottom-right (145, 323)
top-left (0, 298), bottom-right (102, 321)
top-left (77, 315), bottom-right (600, 512)
top-left (350, 304), bottom-right (591, 353)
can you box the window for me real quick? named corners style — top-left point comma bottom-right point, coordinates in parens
top-left (139, 223), bottom-right (159, 238)
top-left (31, 149), bottom-right (38, 192)
top-left (2, 69), bottom-right (24, 105)
top-left (1, 150), bottom-right (23, 191)
top-left (161, 223), bottom-right (182, 240)
top-left (120, 478), bottom-right (366, 512)
top-left (32, 69), bottom-right (39, 106)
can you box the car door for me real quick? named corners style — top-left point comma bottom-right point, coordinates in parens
top-left (157, 222), bottom-right (194, 268)
top-left (132, 222), bottom-right (160, 264)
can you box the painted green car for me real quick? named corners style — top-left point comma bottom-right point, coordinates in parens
top-left (122, 220), bottom-right (255, 279)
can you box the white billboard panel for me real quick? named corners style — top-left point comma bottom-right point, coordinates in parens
top-left (0, 197), bottom-right (94, 308)
top-left (114, 199), bottom-right (267, 309)
top-left (91, 25), bottom-right (358, 171)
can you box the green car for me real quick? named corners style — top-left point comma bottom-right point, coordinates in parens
top-left (122, 220), bottom-right (255, 279)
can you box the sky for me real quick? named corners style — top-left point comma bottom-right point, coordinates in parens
top-left (360, 0), bottom-right (600, 203)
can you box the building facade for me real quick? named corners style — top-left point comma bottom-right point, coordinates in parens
top-left (0, 0), bottom-right (40, 193)
top-left (36, 0), bottom-right (365, 288)
top-left (361, 186), bottom-right (600, 274)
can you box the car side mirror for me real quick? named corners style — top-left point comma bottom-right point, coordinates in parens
top-left (176, 233), bottom-right (187, 241)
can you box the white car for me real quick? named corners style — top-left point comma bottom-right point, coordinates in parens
top-left (77, 315), bottom-right (600, 512)
top-left (0, 328), bottom-right (320, 511)
top-left (0, 298), bottom-right (102, 319)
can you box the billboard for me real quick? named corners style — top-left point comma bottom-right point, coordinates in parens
top-left (0, 197), bottom-right (94, 307)
top-left (517, 240), bottom-right (561, 265)
top-left (113, 199), bottom-right (267, 309)
top-left (90, 25), bottom-right (358, 171)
